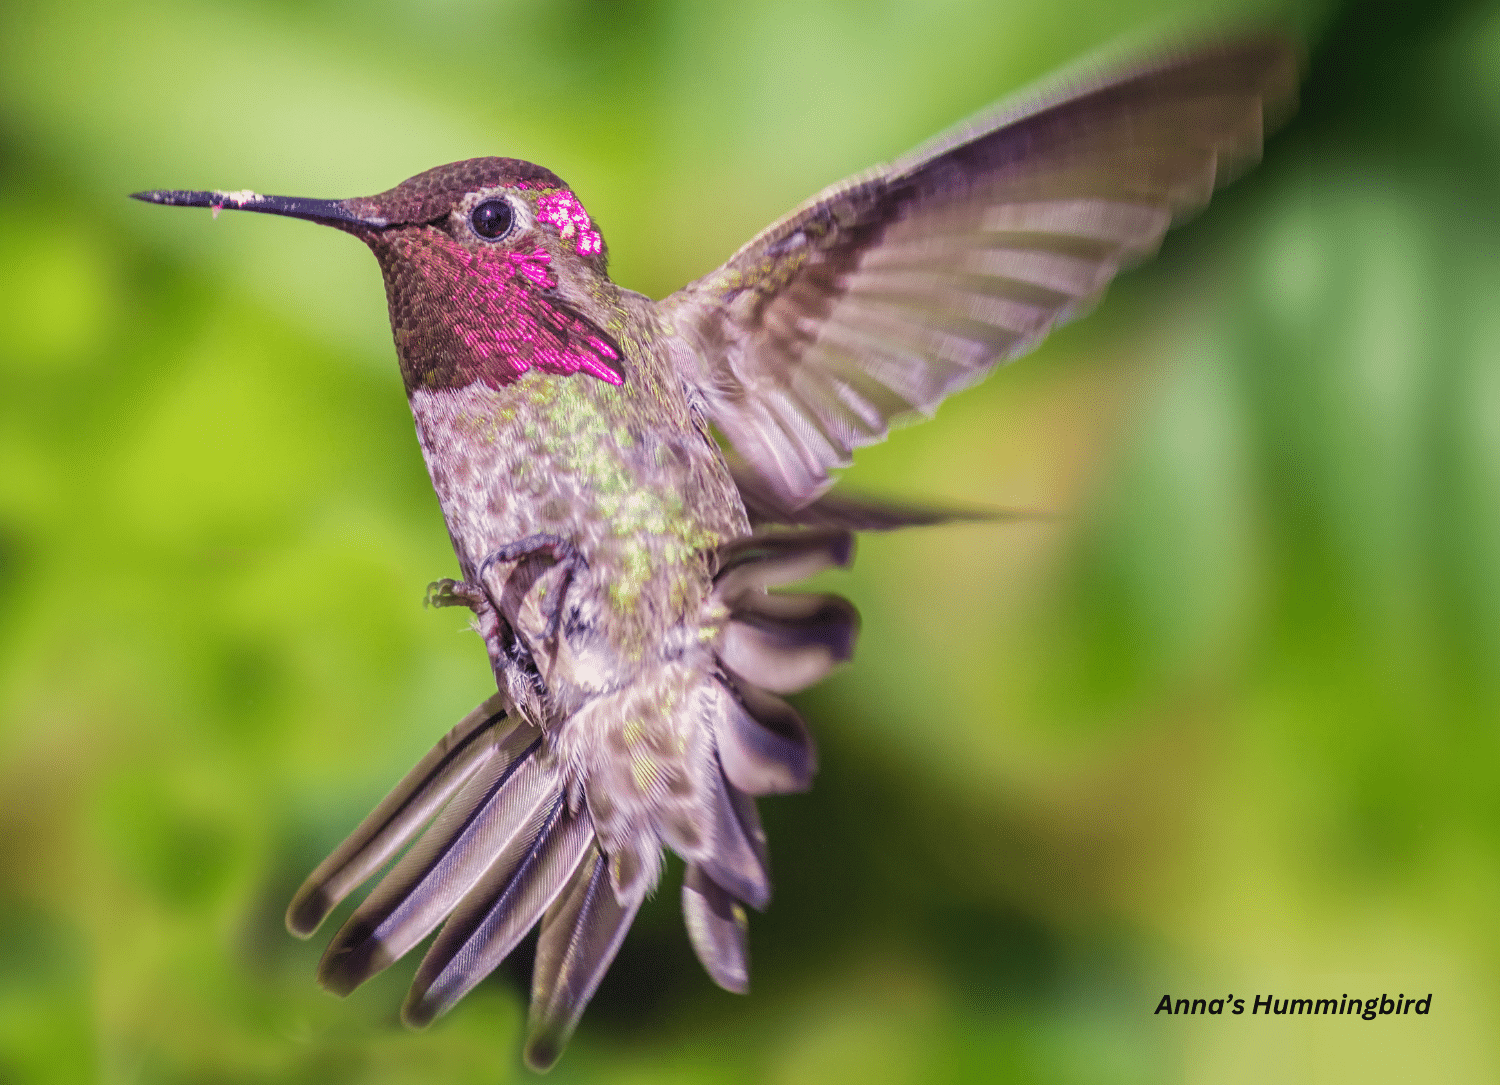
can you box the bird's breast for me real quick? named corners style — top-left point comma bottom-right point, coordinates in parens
top-left (407, 372), bottom-right (747, 690)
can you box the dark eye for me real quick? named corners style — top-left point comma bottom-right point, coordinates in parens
top-left (469, 199), bottom-right (514, 241)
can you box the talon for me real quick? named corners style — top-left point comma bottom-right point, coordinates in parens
top-left (425, 578), bottom-right (485, 610)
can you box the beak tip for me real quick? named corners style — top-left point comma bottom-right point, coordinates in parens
top-left (129, 188), bottom-right (220, 209)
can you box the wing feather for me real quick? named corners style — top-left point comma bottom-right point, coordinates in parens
top-left (663, 35), bottom-right (1297, 506)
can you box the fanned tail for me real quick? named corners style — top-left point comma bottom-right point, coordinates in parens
top-left (285, 529), bottom-right (860, 1068)
top-left (283, 691), bottom-right (592, 1030)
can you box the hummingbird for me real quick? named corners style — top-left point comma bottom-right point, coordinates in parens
top-left (133, 36), bottom-right (1295, 1070)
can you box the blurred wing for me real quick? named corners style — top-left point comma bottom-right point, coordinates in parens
top-left (727, 454), bottom-right (1027, 530)
top-left (663, 35), bottom-right (1297, 507)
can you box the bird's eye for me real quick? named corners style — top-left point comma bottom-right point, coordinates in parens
top-left (469, 199), bottom-right (514, 241)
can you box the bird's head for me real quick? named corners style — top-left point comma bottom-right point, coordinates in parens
top-left (133, 157), bottom-right (624, 393)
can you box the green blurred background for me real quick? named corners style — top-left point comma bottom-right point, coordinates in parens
top-left (3, 0), bottom-right (1498, 1081)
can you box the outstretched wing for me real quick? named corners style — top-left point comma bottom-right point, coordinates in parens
top-left (662, 35), bottom-right (1297, 508)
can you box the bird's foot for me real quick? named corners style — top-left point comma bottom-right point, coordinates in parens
top-left (424, 578), bottom-right (487, 610)
top-left (478, 534), bottom-right (588, 642)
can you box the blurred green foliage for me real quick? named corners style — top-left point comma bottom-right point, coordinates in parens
top-left (2, 0), bottom-right (1498, 1081)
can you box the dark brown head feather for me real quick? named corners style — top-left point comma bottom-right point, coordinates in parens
top-left (345, 157), bottom-right (570, 225)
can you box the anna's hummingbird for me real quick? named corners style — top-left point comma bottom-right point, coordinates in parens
top-left (134, 36), bottom-right (1295, 1069)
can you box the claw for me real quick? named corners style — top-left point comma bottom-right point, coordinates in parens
top-left (425, 578), bottom-right (487, 610)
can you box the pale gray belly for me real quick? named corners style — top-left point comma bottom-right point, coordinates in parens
top-left (407, 377), bottom-right (747, 714)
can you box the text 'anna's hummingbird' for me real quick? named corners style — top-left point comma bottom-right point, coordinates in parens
top-left (133, 36), bottom-right (1296, 1070)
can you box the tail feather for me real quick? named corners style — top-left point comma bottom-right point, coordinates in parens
top-left (720, 590), bottom-right (859, 694)
top-left (713, 674), bottom-right (817, 796)
top-left (684, 762), bottom-right (770, 911)
top-left (598, 833), bottom-right (663, 912)
top-left (523, 847), bottom-right (642, 1072)
top-left (681, 863), bottom-right (750, 994)
top-left (402, 790), bottom-right (592, 1028)
top-left (286, 693), bottom-right (518, 938)
top-left (724, 777), bottom-right (770, 874)
top-left (317, 729), bottom-right (549, 996)
top-left (287, 530), bottom-right (864, 1067)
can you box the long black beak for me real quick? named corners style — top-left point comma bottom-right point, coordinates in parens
top-left (129, 188), bottom-right (386, 228)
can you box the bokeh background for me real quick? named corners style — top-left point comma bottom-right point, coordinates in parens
top-left (3, 0), bottom-right (1498, 1081)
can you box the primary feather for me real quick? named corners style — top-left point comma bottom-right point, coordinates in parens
top-left (663, 35), bottom-right (1297, 507)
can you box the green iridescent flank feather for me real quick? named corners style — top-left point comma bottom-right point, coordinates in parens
top-left (486, 292), bottom-right (727, 627)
